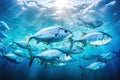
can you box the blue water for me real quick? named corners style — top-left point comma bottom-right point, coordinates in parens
top-left (0, 0), bottom-right (120, 80)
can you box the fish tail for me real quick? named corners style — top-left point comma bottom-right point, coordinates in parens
top-left (25, 35), bottom-right (31, 47)
top-left (69, 38), bottom-right (74, 49)
top-left (79, 65), bottom-right (85, 71)
top-left (27, 48), bottom-right (34, 67)
top-left (11, 39), bottom-right (15, 45)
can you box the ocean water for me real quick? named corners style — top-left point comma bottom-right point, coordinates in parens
top-left (0, 0), bottom-right (120, 80)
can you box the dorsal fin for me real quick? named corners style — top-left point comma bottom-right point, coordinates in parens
top-left (80, 32), bottom-right (87, 38)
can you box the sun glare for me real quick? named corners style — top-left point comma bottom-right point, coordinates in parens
top-left (54, 0), bottom-right (69, 9)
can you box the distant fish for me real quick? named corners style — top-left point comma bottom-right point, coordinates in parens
top-left (13, 40), bottom-right (38, 51)
top-left (12, 49), bottom-right (27, 57)
top-left (78, 18), bottom-right (103, 29)
top-left (99, 52), bottom-right (116, 62)
top-left (74, 31), bottom-right (112, 47)
top-left (4, 53), bottom-right (23, 64)
top-left (86, 62), bottom-right (106, 71)
top-left (0, 21), bottom-right (10, 31)
top-left (57, 44), bottom-right (84, 55)
top-left (26, 26), bottom-right (73, 47)
top-left (46, 62), bottom-right (66, 67)
top-left (105, 1), bottom-right (116, 7)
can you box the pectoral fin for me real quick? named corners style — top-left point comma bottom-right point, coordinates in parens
top-left (50, 32), bottom-right (57, 37)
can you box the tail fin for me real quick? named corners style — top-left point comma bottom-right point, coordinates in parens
top-left (11, 39), bottom-right (15, 45)
top-left (27, 48), bottom-right (34, 67)
top-left (79, 65), bottom-right (85, 71)
top-left (69, 38), bottom-right (74, 49)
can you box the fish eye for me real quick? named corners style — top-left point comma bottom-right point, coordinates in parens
top-left (64, 30), bottom-right (68, 33)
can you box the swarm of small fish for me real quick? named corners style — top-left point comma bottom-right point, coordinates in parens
top-left (0, 20), bottom-right (119, 71)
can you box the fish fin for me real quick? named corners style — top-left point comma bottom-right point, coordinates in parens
top-left (40, 61), bottom-right (44, 65)
top-left (81, 32), bottom-right (87, 37)
top-left (69, 38), bottom-right (74, 49)
top-left (79, 65), bottom-right (85, 71)
top-left (44, 63), bottom-right (47, 69)
top-left (27, 48), bottom-right (34, 67)
top-left (25, 36), bottom-right (30, 47)
top-left (11, 39), bottom-right (15, 45)
top-left (57, 57), bottom-right (60, 59)
top-left (26, 34), bottom-right (32, 46)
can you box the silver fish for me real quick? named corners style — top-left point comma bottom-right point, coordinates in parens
top-left (26, 26), bottom-right (73, 46)
top-left (75, 31), bottom-right (112, 47)
top-left (27, 48), bottom-right (73, 67)
top-left (86, 62), bottom-right (106, 71)
top-left (78, 18), bottom-right (103, 29)
top-left (57, 44), bottom-right (84, 54)
top-left (4, 53), bottom-right (23, 64)
top-left (100, 52), bottom-right (116, 61)
top-left (13, 49), bottom-right (27, 57)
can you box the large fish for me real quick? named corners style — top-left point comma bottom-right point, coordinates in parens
top-left (28, 48), bottom-right (74, 67)
top-left (0, 21), bottom-right (10, 31)
top-left (74, 31), bottom-right (112, 47)
top-left (26, 26), bottom-right (73, 47)
top-left (78, 18), bottom-right (103, 29)
top-left (86, 62), bottom-right (106, 71)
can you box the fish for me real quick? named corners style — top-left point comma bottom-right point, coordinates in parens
top-left (100, 52), bottom-right (116, 62)
top-left (86, 62), bottom-right (106, 71)
top-left (43, 54), bottom-right (75, 68)
top-left (4, 53), bottom-right (23, 64)
top-left (13, 40), bottom-right (38, 51)
top-left (74, 31), bottom-right (112, 47)
top-left (12, 49), bottom-right (27, 57)
top-left (46, 62), bottom-right (66, 67)
top-left (0, 21), bottom-right (10, 31)
top-left (26, 26), bottom-right (73, 47)
top-left (27, 48), bottom-right (74, 67)
top-left (78, 18), bottom-right (103, 29)
top-left (57, 44), bottom-right (84, 55)
top-left (79, 54), bottom-right (101, 60)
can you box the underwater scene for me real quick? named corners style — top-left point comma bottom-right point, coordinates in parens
top-left (0, 0), bottom-right (120, 80)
